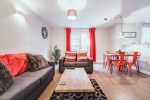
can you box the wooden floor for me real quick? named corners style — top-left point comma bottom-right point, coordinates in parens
top-left (38, 64), bottom-right (150, 100)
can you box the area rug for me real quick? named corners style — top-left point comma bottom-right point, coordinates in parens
top-left (50, 79), bottom-right (108, 100)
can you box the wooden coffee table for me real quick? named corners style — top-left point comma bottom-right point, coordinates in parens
top-left (55, 68), bottom-right (95, 100)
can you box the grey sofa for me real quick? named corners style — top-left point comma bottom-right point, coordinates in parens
top-left (0, 61), bottom-right (55, 100)
top-left (59, 57), bottom-right (93, 73)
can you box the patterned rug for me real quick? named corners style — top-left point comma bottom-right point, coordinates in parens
top-left (50, 79), bottom-right (107, 100)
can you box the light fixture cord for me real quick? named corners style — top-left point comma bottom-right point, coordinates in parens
top-left (120, 16), bottom-right (122, 32)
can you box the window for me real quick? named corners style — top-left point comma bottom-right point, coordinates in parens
top-left (141, 23), bottom-right (150, 43)
top-left (71, 31), bottom-right (90, 55)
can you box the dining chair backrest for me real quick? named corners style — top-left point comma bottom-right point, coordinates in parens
top-left (120, 52), bottom-right (125, 63)
top-left (129, 52), bottom-right (141, 64)
top-left (119, 52), bottom-right (128, 63)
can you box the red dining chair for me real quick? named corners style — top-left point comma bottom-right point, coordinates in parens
top-left (105, 51), bottom-right (111, 70)
top-left (126, 52), bottom-right (141, 75)
top-left (114, 52), bottom-right (128, 74)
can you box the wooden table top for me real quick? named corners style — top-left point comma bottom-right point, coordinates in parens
top-left (104, 53), bottom-right (140, 56)
top-left (55, 68), bottom-right (95, 93)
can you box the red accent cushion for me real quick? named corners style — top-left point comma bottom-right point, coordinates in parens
top-left (77, 52), bottom-right (88, 62)
top-left (65, 51), bottom-right (76, 56)
top-left (65, 56), bottom-right (76, 62)
top-left (77, 57), bottom-right (88, 62)
top-left (0, 53), bottom-right (29, 76)
top-left (77, 52), bottom-right (87, 57)
top-left (65, 51), bottom-right (76, 62)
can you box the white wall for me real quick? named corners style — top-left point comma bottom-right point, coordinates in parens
top-left (124, 45), bottom-right (150, 75)
top-left (108, 23), bottom-right (150, 75)
top-left (108, 25), bottom-right (116, 51)
top-left (0, 0), bottom-right (52, 60)
top-left (51, 28), bottom-right (109, 62)
top-left (51, 28), bottom-right (66, 57)
top-left (96, 28), bottom-right (109, 62)
top-left (122, 24), bottom-right (150, 75)
top-left (108, 23), bottom-right (138, 50)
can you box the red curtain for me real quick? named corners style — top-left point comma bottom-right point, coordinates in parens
top-left (66, 28), bottom-right (71, 51)
top-left (89, 28), bottom-right (96, 62)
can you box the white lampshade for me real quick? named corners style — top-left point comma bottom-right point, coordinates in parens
top-left (68, 9), bottom-right (77, 20)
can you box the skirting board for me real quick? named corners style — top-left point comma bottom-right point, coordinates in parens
top-left (94, 61), bottom-right (103, 64)
top-left (132, 67), bottom-right (150, 75)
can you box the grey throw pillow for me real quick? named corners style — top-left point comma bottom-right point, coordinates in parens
top-left (26, 53), bottom-right (49, 71)
top-left (0, 62), bottom-right (14, 94)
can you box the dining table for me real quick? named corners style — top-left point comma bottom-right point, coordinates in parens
top-left (103, 53), bottom-right (140, 74)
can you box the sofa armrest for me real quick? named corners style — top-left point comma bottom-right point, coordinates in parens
top-left (59, 57), bottom-right (65, 73)
top-left (59, 57), bottom-right (65, 66)
top-left (88, 57), bottom-right (93, 60)
top-left (48, 61), bottom-right (55, 75)
top-left (88, 57), bottom-right (93, 70)
top-left (48, 61), bottom-right (55, 67)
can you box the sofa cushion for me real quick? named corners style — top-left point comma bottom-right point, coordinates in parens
top-left (77, 52), bottom-right (87, 57)
top-left (19, 66), bottom-right (53, 84)
top-left (64, 62), bottom-right (76, 67)
top-left (65, 51), bottom-right (76, 56)
top-left (0, 62), bottom-right (14, 94)
top-left (0, 53), bottom-right (29, 76)
top-left (77, 56), bottom-right (88, 62)
top-left (26, 53), bottom-right (49, 71)
top-left (65, 56), bottom-right (76, 62)
top-left (76, 62), bottom-right (89, 67)
top-left (65, 51), bottom-right (76, 62)
top-left (0, 76), bottom-right (40, 100)
top-left (77, 52), bottom-right (88, 62)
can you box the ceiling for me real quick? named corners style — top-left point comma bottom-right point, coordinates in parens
top-left (22, 0), bottom-right (150, 28)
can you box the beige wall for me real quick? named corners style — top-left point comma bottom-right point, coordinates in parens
top-left (0, 0), bottom-right (52, 60)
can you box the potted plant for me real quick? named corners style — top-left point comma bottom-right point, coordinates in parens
top-left (51, 45), bottom-right (61, 64)
top-left (118, 49), bottom-right (122, 54)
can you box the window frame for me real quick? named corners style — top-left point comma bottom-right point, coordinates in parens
top-left (141, 23), bottom-right (150, 43)
top-left (71, 30), bottom-right (90, 55)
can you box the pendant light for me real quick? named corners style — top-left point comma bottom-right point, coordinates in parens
top-left (117, 16), bottom-right (125, 38)
top-left (68, 9), bottom-right (77, 20)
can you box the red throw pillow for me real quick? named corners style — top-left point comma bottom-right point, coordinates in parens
top-left (0, 53), bottom-right (29, 76)
top-left (65, 56), bottom-right (76, 62)
top-left (65, 51), bottom-right (76, 56)
top-left (77, 52), bottom-right (88, 62)
top-left (77, 52), bottom-right (87, 57)
top-left (65, 51), bottom-right (76, 62)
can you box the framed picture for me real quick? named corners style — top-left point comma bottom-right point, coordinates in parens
top-left (41, 27), bottom-right (48, 39)
top-left (123, 32), bottom-right (136, 38)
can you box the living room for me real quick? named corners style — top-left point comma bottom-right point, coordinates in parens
top-left (0, 0), bottom-right (150, 100)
